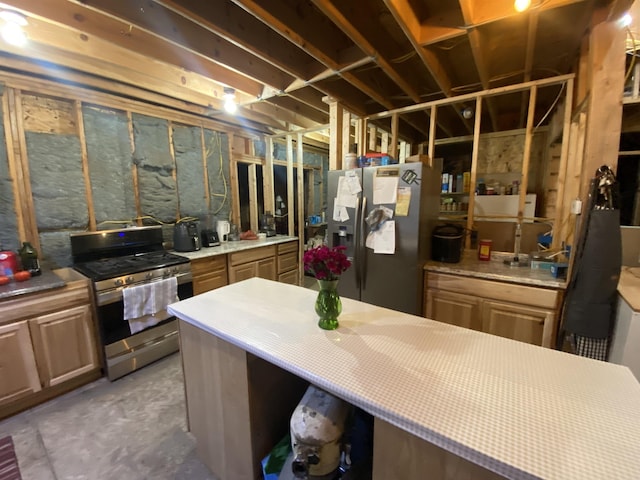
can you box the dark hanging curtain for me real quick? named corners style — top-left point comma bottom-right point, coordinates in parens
top-left (557, 166), bottom-right (622, 360)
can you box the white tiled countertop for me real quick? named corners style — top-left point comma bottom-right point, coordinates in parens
top-left (170, 235), bottom-right (298, 260)
top-left (425, 250), bottom-right (567, 289)
top-left (168, 278), bottom-right (640, 480)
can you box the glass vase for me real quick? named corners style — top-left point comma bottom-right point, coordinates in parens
top-left (315, 279), bottom-right (341, 330)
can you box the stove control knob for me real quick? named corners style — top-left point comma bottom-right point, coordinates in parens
top-left (145, 272), bottom-right (153, 280)
top-left (126, 276), bottom-right (134, 284)
top-left (115, 278), bottom-right (124, 287)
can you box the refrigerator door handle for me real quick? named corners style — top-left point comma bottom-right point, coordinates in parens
top-left (360, 195), bottom-right (367, 290)
top-left (354, 194), bottom-right (362, 289)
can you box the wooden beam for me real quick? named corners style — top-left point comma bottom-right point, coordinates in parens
top-left (329, 101), bottom-right (344, 170)
top-left (519, 11), bottom-right (540, 128)
top-left (75, 100), bottom-right (96, 230)
top-left (286, 135), bottom-right (295, 235)
top-left (126, 111), bottom-right (142, 226)
top-left (466, 96), bottom-right (483, 246)
top-left (390, 113), bottom-right (399, 160)
top-left (248, 163), bottom-right (258, 231)
top-left (428, 105), bottom-right (437, 163)
top-left (518, 86), bottom-right (537, 223)
top-left (297, 133), bottom-right (304, 285)
top-left (342, 110), bottom-right (352, 160)
top-left (551, 78), bottom-right (574, 250)
top-left (312, 0), bottom-right (422, 104)
top-left (264, 137), bottom-right (275, 216)
top-left (228, 133), bottom-right (241, 224)
top-left (580, 13), bottom-right (626, 200)
top-left (383, 0), bottom-right (454, 97)
top-left (369, 125), bottom-right (377, 152)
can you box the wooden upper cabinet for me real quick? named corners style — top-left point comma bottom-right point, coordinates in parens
top-left (0, 321), bottom-right (41, 407)
top-left (28, 304), bottom-right (98, 388)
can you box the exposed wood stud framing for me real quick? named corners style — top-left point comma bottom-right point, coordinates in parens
top-left (297, 132), bottom-right (305, 285)
top-left (248, 163), bottom-right (258, 231)
top-left (127, 112), bottom-right (142, 226)
top-left (200, 127), bottom-right (212, 212)
top-left (228, 132), bottom-right (241, 225)
top-left (329, 101), bottom-right (344, 170)
top-left (168, 121), bottom-right (180, 219)
top-left (75, 100), bottom-right (96, 231)
top-left (466, 96), bottom-right (483, 247)
top-left (517, 86), bottom-right (537, 222)
top-left (286, 134), bottom-right (295, 235)
top-left (264, 137), bottom-right (275, 216)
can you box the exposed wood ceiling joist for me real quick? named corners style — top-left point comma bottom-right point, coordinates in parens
top-left (0, 0), bottom-right (621, 145)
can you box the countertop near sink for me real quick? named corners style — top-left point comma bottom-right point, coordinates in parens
top-left (424, 250), bottom-right (567, 289)
top-left (171, 235), bottom-right (298, 260)
top-left (0, 269), bottom-right (67, 301)
top-left (618, 266), bottom-right (640, 311)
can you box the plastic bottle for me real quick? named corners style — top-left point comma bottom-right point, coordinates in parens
top-left (19, 242), bottom-right (41, 276)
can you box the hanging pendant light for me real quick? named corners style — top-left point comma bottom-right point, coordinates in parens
top-left (223, 87), bottom-right (237, 114)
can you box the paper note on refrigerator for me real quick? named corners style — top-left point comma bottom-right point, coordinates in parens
top-left (336, 176), bottom-right (357, 208)
top-left (395, 187), bottom-right (411, 216)
top-left (373, 175), bottom-right (398, 205)
top-left (332, 198), bottom-right (349, 222)
top-left (345, 170), bottom-right (362, 194)
top-left (374, 220), bottom-right (395, 254)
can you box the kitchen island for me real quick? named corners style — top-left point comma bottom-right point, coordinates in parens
top-left (168, 278), bottom-right (640, 480)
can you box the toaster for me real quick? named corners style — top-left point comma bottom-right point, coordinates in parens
top-left (201, 229), bottom-right (220, 247)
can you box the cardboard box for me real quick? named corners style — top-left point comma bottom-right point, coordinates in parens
top-left (405, 154), bottom-right (430, 164)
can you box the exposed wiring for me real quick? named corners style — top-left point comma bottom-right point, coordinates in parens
top-left (625, 27), bottom-right (637, 87)
top-left (204, 131), bottom-right (229, 218)
top-left (390, 50), bottom-right (417, 63)
top-left (534, 82), bottom-right (565, 132)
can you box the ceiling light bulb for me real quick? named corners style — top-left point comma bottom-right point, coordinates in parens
top-left (1, 21), bottom-right (26, 46)
top-left (514, 0), bottom-right (531, 12)
top-left (224, 97), bottom-right (237, 114)
top-left (0, 10), bottom-right (28, 26)
top-left (222, 87), bottom-right (237, 114)
top-left (621, 13), bottom-right (632, 27)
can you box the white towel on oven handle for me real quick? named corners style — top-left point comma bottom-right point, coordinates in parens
top-left (123, 277), bottom-right (179, 320)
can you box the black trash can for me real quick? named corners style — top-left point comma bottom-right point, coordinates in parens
top-left (431, 224), bottom-right (464, 263)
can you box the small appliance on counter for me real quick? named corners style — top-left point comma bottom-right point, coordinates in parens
top-left (259, 211), bottom-right (277, 237)
top-left (201, 229), bottom-right (220, 247)
top-left (173, 221), bottom-right (201, 252)
top-left (216, 220), bottom-right (230, 242)
top-left (431, 223), bottom-right (465, 263)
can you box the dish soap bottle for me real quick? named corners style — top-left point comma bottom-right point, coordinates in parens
top-left (19, 241), bottom-right (41, 276)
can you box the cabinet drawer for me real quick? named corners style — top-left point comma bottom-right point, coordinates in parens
top-left (193, 271), bottom-right (228, 295)
top-left (425, 272), bottom-right (562, 310)
top-left (229, 246), bottom-right (276, 266)
top-left (278, 241), bottom-right (298, 254)
top-left (278, 269), bottom-right (299, 285)
top-left (0, 283), bottom-right (91, 325)
top-left (191, 255), bottom-right (227, 276)
top-left (278, 252), bottom-right (298, 274)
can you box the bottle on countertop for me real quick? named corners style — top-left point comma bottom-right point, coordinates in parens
top-left (18, 241), bottom-right (41, 276)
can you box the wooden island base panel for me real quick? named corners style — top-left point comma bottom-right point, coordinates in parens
top-left (168, 278), bottom-right (640, 480)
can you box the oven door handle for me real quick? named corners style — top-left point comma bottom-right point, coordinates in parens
top-left (96, 272), bottom-right (192, 306)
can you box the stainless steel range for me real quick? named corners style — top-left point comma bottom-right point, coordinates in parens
top-left (71, 226), bottom-right (192, 380)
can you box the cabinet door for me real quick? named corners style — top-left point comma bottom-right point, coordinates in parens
top-left (278, 269), bottom-right (299, 285)
top-left (257, 257), bottom-right (276, 281)
top-left (481, 300), bottom-right (555, 347)
top-left (0, 321), bottom-right (41, 406)
top-left (229, 262), bottom-right (258, 284)
top-left (29, 305), bottom-right (98, 387)
top-left (425, 289), bottom-right (482, 331)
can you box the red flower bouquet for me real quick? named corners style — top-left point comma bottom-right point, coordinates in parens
top-left (303, 245), bottom-right (351, 281)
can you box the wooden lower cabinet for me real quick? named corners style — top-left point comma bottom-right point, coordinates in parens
top-left (424, 272), bottom-right (563, 348)
top-left (0, 321), bottom-right (41, 407)
top-left (425, 289), bottom-right (482, 331)
top-left (277, 241), bottom-right (299, 285)
top-left (0, 269), bottom-right (101, 419)
top-left (192, 255), bottom-right (228, 295)
top-left (28, 304), bottom-right (98, 387)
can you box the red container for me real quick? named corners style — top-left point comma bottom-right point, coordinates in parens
top-left (0, 250), bottom-right (19, 276)
top-left (478, 239), bottom-right (492, 261)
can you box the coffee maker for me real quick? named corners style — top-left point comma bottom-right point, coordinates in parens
top-left (259, 211), bottom-right (277, 237)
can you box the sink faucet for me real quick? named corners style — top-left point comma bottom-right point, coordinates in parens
top-left (513, 222), bottom-right (522, 261)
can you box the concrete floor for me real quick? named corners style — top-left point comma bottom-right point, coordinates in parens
top-left (0, 353), bottom-right (216, 480)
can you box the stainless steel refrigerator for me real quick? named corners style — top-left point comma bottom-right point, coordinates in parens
top-left (327, 161), bottom-right (441, 316)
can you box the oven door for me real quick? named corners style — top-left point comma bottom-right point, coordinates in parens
top-left (96, 280), bottom-right (193, 380)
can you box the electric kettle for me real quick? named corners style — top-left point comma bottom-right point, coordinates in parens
top-left (216, 220), bottom-right (230, 242)
top-left (174, 221), bottom-right (201, 252)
